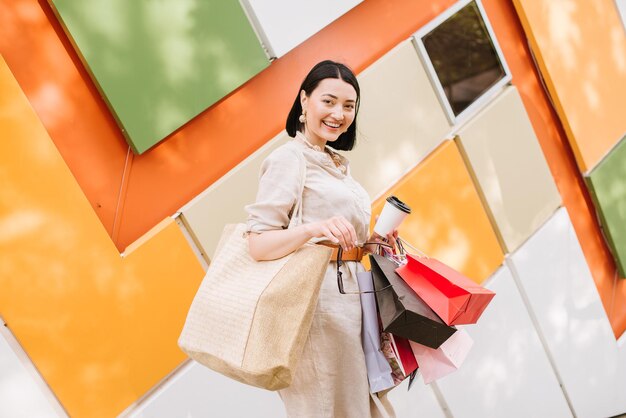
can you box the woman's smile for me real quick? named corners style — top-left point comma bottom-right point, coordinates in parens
top-left (322, 120), bottom-right (342, 129)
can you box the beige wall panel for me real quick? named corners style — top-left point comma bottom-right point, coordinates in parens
top-left (179, 132), bottom-right (290, 261)
top-left (456, 86), bottom-right (561, 252)
top-left (351, 40), bottom-right (451, 199)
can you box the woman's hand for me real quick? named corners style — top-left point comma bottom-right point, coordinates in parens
top-left (303, 216), bottom-right (358, 251)
top-left (364, 213), bottom-right (399, 254)
top-left (364, 229), bottom-right (398, 254)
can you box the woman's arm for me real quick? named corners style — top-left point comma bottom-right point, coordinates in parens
top-left (248, 216), bottom-right (358, 261)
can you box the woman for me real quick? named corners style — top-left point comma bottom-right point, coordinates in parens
top-left (245, 60), bottom-right (396, 418)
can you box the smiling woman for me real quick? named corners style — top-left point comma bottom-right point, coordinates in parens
top-left (245, 60), bottom-right (397, 418)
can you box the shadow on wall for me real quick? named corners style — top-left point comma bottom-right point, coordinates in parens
top-left (52, 0), bottom-right (264, 148)
top-left (370, 141), bottom-right (504, 284)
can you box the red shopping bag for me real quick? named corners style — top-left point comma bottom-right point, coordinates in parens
top-left (381, 332), bottom-right (418, 386)
top-left (390, 334), bottom-right (418, 378)
top-left (396, 254), bottom-right (495, 326)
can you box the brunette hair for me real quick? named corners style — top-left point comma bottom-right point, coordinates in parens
top-left (286, 60), bottom-right (360, 151)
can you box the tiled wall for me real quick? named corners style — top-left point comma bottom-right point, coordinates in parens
top-left (512, 0), bottom-right (626, 336)
top-left (1, 0), bottom-right (625, 416)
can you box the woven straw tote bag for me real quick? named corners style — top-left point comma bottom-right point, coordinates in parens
top-left (178, 151), bottom-right (332, 390)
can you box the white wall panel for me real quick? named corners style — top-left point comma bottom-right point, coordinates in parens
top-left (127, 360), bottom-right (450, 418)
top-left (0, 322), bottom-right (66, 417)
top-left (352, 40), bottom-right (451, 200)
top-left (508, 207), bottom-right (626, 418)
top-left (436, 266), bottom-right (571, 418)
top-left (179, 132), bottom-right (289, 262)
top-left (126, 361), bottom-right (285, 418)
top-left (387, 375), bottom-right (446, 418)
top-left (456, 86), bottom-right (561, 252)
top-left (617, 0), bottom-right (626, 29)
top-left (242, 0), bottom-right (362, 58)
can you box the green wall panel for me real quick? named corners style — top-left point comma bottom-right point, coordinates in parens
top-left (49, 0), bottom-right (269, 153)
top-left (586, 136), bottom-right (626, 277)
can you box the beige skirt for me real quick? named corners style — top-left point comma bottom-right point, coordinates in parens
top-left (278, 261), bottom-right (396, 418)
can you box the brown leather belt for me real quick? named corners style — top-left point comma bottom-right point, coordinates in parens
top-left (319, 242), bottom-right (365, 262)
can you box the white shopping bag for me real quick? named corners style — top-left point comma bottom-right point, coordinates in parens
top-left (357, 271), bottom-right (395, 393)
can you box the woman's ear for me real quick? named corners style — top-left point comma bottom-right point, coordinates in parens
top-left (299, 90), bottom-right (307, 111)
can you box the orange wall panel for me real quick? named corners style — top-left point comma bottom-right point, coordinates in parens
top-left (0, 0), bottom-right (129, 240)
top-left (512, 0), bottom-right (626, 172)
top-left (0, 56), bottom-right (205, 418)
top-left (371, 141), bottom-right (504, 284)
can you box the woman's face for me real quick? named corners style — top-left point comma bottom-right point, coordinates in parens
top-left (300, 77), bottom-right (357, 147)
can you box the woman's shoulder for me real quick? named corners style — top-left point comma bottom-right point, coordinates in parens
top-left (264, 139), bottom-right (305, 164)
top-left (259, 139), bottom-right (306, 175)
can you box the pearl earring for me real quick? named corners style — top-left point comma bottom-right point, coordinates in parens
top-left (299, 110), bottom-right (306, 124)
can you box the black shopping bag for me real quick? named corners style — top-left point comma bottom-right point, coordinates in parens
top-left (370, 254), bottom-right (456, 349)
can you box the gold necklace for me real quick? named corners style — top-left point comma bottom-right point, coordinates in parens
top-left (327, 150), bottom-right (346, 171)
top-left (296, 132), bottom-right (347, 174)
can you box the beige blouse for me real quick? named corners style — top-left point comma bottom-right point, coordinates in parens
top-left (245, 132), bottom-right (372, 242)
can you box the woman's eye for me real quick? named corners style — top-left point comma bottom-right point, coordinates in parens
top-left (322, 99), bottom-right (332, 104)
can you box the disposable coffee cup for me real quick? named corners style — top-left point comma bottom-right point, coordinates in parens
top-left (373, 195), bottom-right (411, 237)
